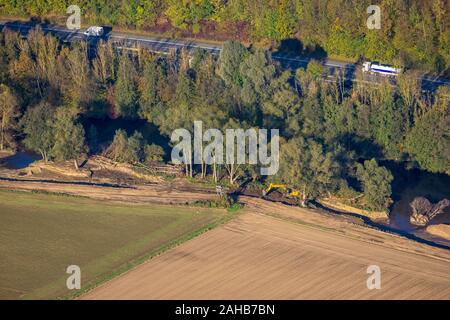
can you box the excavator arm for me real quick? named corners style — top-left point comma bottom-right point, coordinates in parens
top-left (263, 183), bottom-right (299, 198)
top-left (263, 183), bottom-right (286, 196)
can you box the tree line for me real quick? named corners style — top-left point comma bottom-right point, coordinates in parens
top-left (0, 28), bottom-right (448, 211)
top-left (0, 0), bottom-right (448, 72)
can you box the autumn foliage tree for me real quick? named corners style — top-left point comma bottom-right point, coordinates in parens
top-left (356, 159), bottom-right (394, 211)
top-left (0, 84), bottom-right (20, 150)
top-left (0, 24), bottom-right (448, 213)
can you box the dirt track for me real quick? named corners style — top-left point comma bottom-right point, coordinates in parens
top-left (1, 175), bottom-right (449, 299)
top-left (0, 177), bottom-right (216, 204)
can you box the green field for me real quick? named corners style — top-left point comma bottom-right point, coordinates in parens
top-left (0, 190), bottom-right (229, 299)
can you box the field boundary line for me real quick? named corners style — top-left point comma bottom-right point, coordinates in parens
top-left (71, 210), bottom-right (240, 300)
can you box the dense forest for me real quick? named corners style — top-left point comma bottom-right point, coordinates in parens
top-left (0, 0), bottom-right (449, 72)
top-left (0, 26), bottom-right (449, 210)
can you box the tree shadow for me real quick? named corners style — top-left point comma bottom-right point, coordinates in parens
top-left (2, 19), bottom-right (76, 40)
top-left (81, 118), bottom-right (170, 159)
top-left (0, 152), bottom-right (42, 169)
top-left (302, 43), bottom-right (328, 61)
top-left (272, 38), bottom-right (328, 70)
top-left (332, 133), bottom-right (384, 160)
top-left (276, 38), bottom-right (303, 55)
top-left (380, 160), bottom-right (450, 203)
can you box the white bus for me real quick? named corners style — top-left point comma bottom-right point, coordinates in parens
top-left (362, 61), bottom-right (402, 76)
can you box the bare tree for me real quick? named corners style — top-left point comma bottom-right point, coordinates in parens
top-left (409, 197), bottom-right (450, 226)
top-left (397, 71), bottom-right (421, 120)
top-left (93, 40), bottom-right (115, 84)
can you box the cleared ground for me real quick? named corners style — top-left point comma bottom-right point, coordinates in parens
top-left (83, 211), bottom-right (450, 300)
top-left (0, 190), bottom-right (228, 299)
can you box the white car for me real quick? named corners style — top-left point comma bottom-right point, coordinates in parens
top-left (83, 26), bottom-right (104, 37)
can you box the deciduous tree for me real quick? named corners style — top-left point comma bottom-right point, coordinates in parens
top-left (356, 159), bottom-right (393, 211)
top-left (0, 84), bottom-right (20, 150)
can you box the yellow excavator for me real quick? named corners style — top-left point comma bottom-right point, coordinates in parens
top-left (262, 183), bottom-right (300, 198)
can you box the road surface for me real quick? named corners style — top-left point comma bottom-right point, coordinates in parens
top-left (1, 20), bottom-right (449, 91)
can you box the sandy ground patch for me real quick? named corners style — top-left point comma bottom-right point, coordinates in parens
top-left (427, 224), bottom-right (450, 240)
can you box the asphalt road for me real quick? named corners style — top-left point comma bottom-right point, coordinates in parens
top-left (1, 21), bottom-right (449, 91)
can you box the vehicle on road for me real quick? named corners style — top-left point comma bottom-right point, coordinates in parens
top-left (83, 26), bottom-right (104, 37)
top-left (362, 61), bottom-right (402, 76)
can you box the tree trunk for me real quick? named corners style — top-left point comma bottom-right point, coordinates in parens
top-left (184, 152), bottom-right (189, 177)
top-left (0, 119), bottom-right (4, 150)
top-left (40, 150), bottom-right (47, 163)
top-left (228, 163), bottom-right (234, 185)
top-left (200, 162), bottom-right (204, 178)
top-left (200, 161), bottom-right (206, 179)
top-left (227, 163), bottom-right (240, 185)
top-left (188, 147), bottom-right (193, 178)
top-left (301, 186), bottom-right (307, 207)
top-left (213, 159), bottom-right (217, 184)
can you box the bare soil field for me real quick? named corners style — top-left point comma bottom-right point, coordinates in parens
top-left (82, 211), bottom-right (450, 300)
top-left (0, 178), bottom-right (216, 205)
